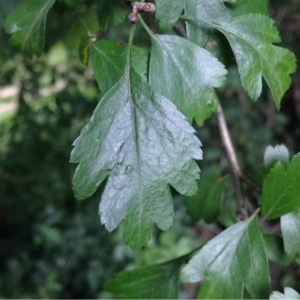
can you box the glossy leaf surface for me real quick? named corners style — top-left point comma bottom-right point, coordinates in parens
top-left (71, 43), bottom-right (202, 248)
top-left (149, 35), bottom-right (227, 124)
top-left (262, 154), bottom-right (300, 220)
top-left (105, 258), bottom-right (183, 299)
top-left (5, 0), bottom-right (55, 56)
top-left (281, 209), bottom-right (300, 258)
top-left (185, 0), bottom-right (296, 107)
top-left (181, 215), bottom-right (270, 299)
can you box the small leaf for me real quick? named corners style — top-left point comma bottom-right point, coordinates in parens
top-left (262, 154), bottom-right (300, 220)
top-left (155, 0), bottom-right (186, 31)
top-left (149, 34), bottom-right (227, 124)
top-left (270, 287), bottom-right (300, 300)
top-left (264, 144), bottom-right (289, 168)
top-left (281, 209), bottom-right (300, 258)
top-left (181, 214), bottom-right (270, 299)
top-left (105, 257), bottom-right (185, 299)
top-left (184, 174), bottom-right (227, 223)
top-left (5, 0), bottom-right (55, 56)
top-left (71, 60), bottom-right (202, 249)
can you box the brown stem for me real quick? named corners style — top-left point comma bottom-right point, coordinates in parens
top-left (216, 103), bottom-right (245, 208)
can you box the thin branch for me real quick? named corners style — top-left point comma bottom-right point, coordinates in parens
top-left (216, 103), bottom-right (245, 208)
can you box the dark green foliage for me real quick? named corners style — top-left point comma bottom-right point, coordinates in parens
top-left (2, 0), bottom-right (300, 298)
top-left (185, 175), bottom-right (228, 223)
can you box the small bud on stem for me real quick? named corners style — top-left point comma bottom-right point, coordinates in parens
top-left (128, 2), bottom-right (156, 23)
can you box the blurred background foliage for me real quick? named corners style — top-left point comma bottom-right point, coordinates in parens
top-left (0, 0), bottom-right (299, 298)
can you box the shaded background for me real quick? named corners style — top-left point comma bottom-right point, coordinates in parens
top-left (0, 0), bottom-right (299, 298)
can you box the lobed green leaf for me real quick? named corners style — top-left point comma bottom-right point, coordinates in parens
top-left (149, 34), bottom-right (227, 125)
top-left (71, 41), bottom-right (202, 248)
top-left (184, 0), bottom-right (296, 107)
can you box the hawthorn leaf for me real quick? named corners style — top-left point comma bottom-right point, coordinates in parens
top-left (181, 214), bottom-right (270, 299)
top-left (262, 154), bottom-right (300, 220)
top-left (270, 287), bottom-right (300, 300)
top-left (90, 40), bottom-right (148, 94)
top-left (71, 67), bottom-right (202, 249)
top-left (5, 0), bottom-right (55, 56)
top-left (184, 0), bottom-right (296, 107)
top-left (105, 257), bottom-right (185, 299)
top-left (281, 209), bottom-right (300, 258)
top-left (149, 35), bottom-right (227, 124)
top-left (155, 0), bottom-right (186, 31)
top-left (184, 174), bottom-right (227, 223)
top-left (222, 14), bottom-right (296, 106)
top-left (264, 144), bottom-right (289, 168)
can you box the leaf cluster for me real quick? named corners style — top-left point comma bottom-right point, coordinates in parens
top-left (3, 0), bottom-right (300, 298)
